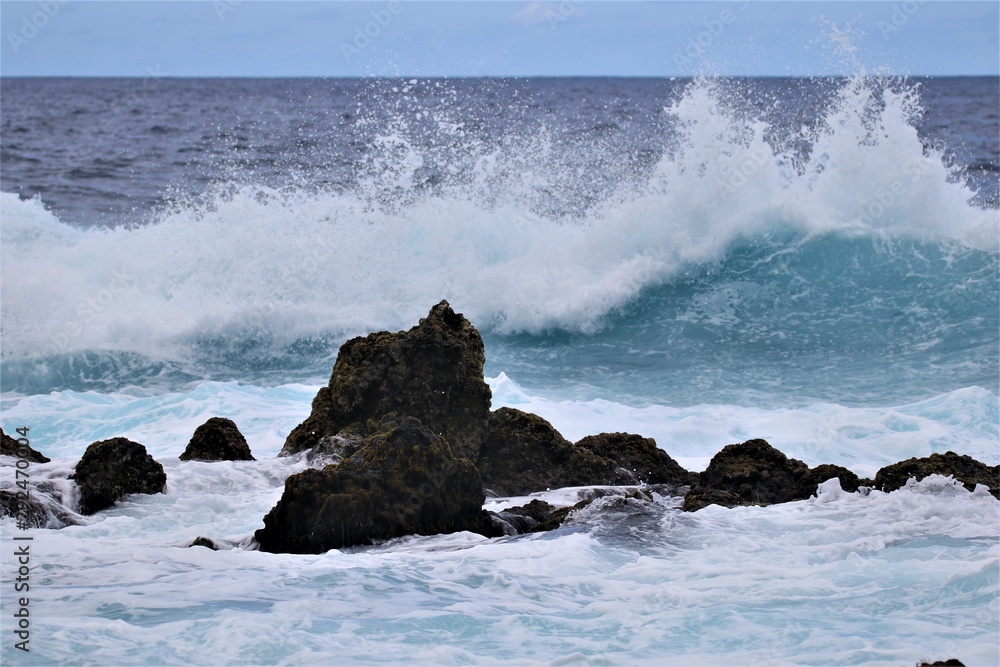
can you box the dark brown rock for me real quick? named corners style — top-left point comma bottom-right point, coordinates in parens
top-left (280, 301), bottom-right (492, 461)
top-left (0, 489), bottom-right (49, 528)
top-left (1, 427), bottom-right (50, 463)
top-left (257, 417), bottom-right (492, 554)
top-left (179, 417), bottom-right (255, 461)
top-left (874, 452), bottom-right (999, 499)
top-left (190, 536), bottom-right (220, 550)
top-left (477, 408), bottom-right (611, 496)
top-left (71, 437), bottom-right (167, 515)
top-left (0, 481), bottom-right (80, 529)
top-left (682, 439), bottom-right (810, 511)
top-left (796, 464), bottom-right (861, 497)
top-left (492, 499), bottom-right (557, 534)
top-left (575, 432), bottom-right (695, 486)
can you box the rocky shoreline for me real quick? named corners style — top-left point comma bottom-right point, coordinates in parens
top-left (2, 302), bottom-right (998, 550)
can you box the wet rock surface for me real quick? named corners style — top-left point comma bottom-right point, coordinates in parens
top-left (682, 439), bottom-right (811, 511)
top-left (477, 408), bottom-right (611, 496)
top-left (280, 301), bottom-right (492, 461)
top-left (180, 417), bottom-right (255, 461)
top-left (1, 427), bottom-right (50, 463)
top-left (874, 451), bottom-right (999, 499)
top-left (258, 417), bottom-right (492, 554)
top-left (71, 437), bottom-right (167, 515)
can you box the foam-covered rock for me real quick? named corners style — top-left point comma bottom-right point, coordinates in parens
top-left (280, 301), bottom-right (491, 461)
top-left (179, 417), bottom-right (255, 461)
top-left (257, 417), bottom-right (492, 554)
top-left (796, 463), bottom-right (861, 497)
top-left (71, 437), bottom-right (166, 515)
top-left (874, 452), bottom-right (999, 499)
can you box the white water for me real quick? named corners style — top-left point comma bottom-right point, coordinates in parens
top-left (1, 77), bottom-right (995, 363)
top-left (1, 441), bottom-right (997, 666)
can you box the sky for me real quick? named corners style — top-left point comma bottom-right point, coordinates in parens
top-left (0, 1), bottom-right (997, 77)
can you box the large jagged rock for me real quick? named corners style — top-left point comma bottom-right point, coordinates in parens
top-left (682, 439), bottom-right (810, 511)
top-left (874, 452), bottom-right (999, 499)
top-left (477, 408), bottom-right (613, 496)
top-left (257, 417), bottom-right (492, 554)
top-left (280, 301), bottom-right (492, 461)
top-left (1, 427), bottom-right (50, 463)
top-left (575, 432), bottom-right (695, 487)
top-left (179, 417), bottom-right (255, 461)
top-left (71, 438), bottom-right (167, 515)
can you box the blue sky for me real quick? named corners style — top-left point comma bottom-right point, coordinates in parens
top-left (1, 1), bottom-right (997, 77)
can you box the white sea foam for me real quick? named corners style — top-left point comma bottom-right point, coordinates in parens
top-left (1, 458), bottom-right (996, 666)
top-left (1, 76), bottom-right (995, 365)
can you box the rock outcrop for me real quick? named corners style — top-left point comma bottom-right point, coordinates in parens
top-left (257, 417), bottom-right (492, 554)
top-left (71, 438), bottom-right (167, 515)
top-left (575, 432), bottom-right (695, 487)
top-left (179, 417), bottom-right (255, 461)
top-left (280, 301), bottom-right (492, 461)
top-left (477, 408), bottom-right (611, 496)
top-left (1, 427), bottom-right (50, 463)
top-left (796, 463), bottom-right (862, 497)
top-left (682, 439), bottom-right (810, 511)
top-left (478, 412), bottom-right (694, 496)
top-left (874, 452), bottom-right (999, 499)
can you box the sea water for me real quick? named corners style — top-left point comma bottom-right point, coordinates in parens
top-left (1, 75), bottom-right (998, 665)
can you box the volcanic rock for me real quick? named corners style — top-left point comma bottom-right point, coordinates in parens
top-left (71, 437), bottom-right (167, 515)
top-left (682, 438), bottom-right (810, 511)
top-left (477, 408), bottom-right (611, 496)
top-left (575, 432), bottom-right (695, 487)
top-left (257, 417), bottom-right (491, 554)
top-left (874, 451), bottom-right (999, 499)
top-left (280, 301), bottom-right (491, 461)
top-left (1, 427), bottom-right (50, 463)
top-left (179, 417), bottom-right (255, 461)
top-left (796, 463), bottom-right (861, 497)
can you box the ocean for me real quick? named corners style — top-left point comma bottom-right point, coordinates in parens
top-left (1, 75), bottom-right (998, 665)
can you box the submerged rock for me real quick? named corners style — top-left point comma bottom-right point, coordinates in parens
top-left (257, 417), bottom-right (492, 554)
top-left (179, 417), bottom-right (255, 461)
top-left (0, 489), bottom-right (49, 528)
top-left (477, 408), bottom-right (610, 496)
top-left (280, 301), bottom-right (492, 461)
top-left (71, 438), bottom-right (167, 515)
top-left (1, 427), bottom-right (50, 463)
top-left (682, 439), bottom-right (810, 511)
top-left (874, 452), bottom-right (999, 499)
top-left (189, 536), bottom-right (220, 550)
top-left (0, 481), bottom-right (80, 529)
